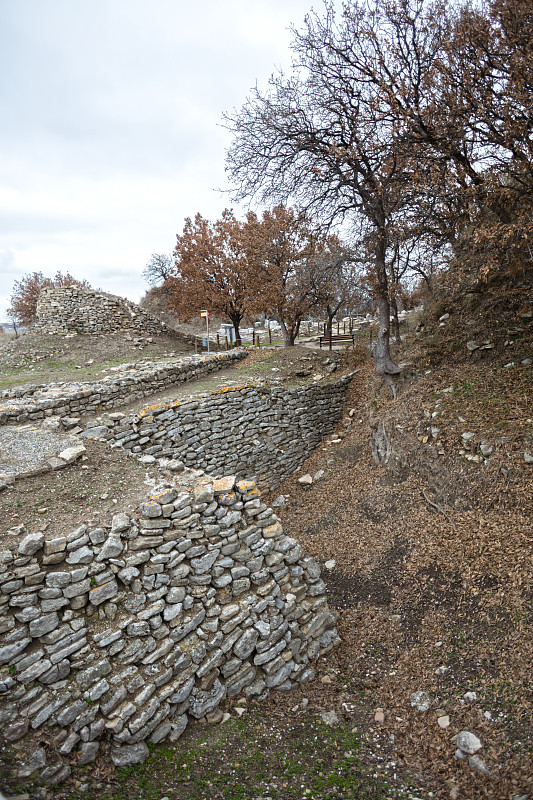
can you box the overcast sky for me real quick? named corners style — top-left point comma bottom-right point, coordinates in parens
top-left (0, 0), bottom-right (336, 321)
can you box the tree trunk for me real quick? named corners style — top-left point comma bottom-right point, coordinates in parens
top-left (325, 308), bottom-right (334, 338)
top-left (229, 314), bottom-right (242, 346)
top-left (279, 318), bottom-right (296, 346)
top-left (372, 243), bottom-right (401, 396)
top-left (390, 296), bottom-right (401, 345)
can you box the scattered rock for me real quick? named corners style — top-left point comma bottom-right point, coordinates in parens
top-left (58, 444), bottom-right (87, 463)
top-left (324, 560), bottom-right (336, 570)
top-left (410, 691), bottom-right (430, 712)
top-left (298, 474), bottom-right (313, 485)
top-left (321, 710), bottom-right (339, 726)
top-left (17, 747), bottom-right (47, 777)
top-left (456, 730), bottom-right (482, 755)
top-left (468, 754), bottom-right (490, 775)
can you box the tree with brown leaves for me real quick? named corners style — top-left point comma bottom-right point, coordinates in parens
top-left (247, 205), bottom-right (338, 347)
top-left (167, 210), bottom-right (257, 345)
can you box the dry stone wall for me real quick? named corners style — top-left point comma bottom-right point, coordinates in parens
top-left (34, 286), bottom-right (174, 336)
top-left (83, 373), bottom-right (354, 491)
top-left (0, 471), bottom-right (339, 783)
top-left (0, 350), bottom-right (246, 427)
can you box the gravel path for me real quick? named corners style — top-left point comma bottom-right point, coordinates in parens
top-left (0, 426), bottom-right (77, 475)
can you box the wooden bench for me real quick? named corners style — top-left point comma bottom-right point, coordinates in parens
top-left (319, 333), bottom-right (355, 349)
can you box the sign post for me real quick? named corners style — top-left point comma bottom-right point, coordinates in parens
top-left (200, 310), bottom-right (209, 354)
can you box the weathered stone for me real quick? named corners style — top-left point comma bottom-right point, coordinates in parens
top-left (111, 742), bottom-right (149, 767)
top-left (58, 444), bottom-right (87, 463)
top-left (0, 638), bottom-right (30, 664)
top-left (456, 731), bottom-right (482, 755)
top-left (18, 532), bottom-right (45, 556)
top-left (97, 535), bottom-right (123, 561)
top-left (4, 717), bottom-right (29, 741)
top-left (188, 678), bottom-right (226, 718)
top-left (66, 546), bottom-right (94, 565)
top-left (17, 747), bottom-right (47, 777)
top-left (46, 571), bottom-right (71, 588)
top-left (233, 628), bottom-right (258, 660)
top-left (29, 612), bottom-right (60, 638)
top-left (79, 741), bottom-right (100, 764)
top-left (89, 580), bottom-right (118, 605)
top-left (111, 512), bottom-right (131, 533)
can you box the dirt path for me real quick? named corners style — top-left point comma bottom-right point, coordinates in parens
top-left (98, 345), bottom-right (355, 417)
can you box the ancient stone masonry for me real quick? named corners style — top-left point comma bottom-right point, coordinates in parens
top-left (0, 471), bottom-right (339, 781)
top-left (0, 350), bottom-right (247, 426)
top-left (33, 286), bottom-right (174, 336)
top-left (83, 374), bottom-right (354, 491)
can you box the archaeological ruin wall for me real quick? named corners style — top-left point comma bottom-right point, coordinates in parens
top-left (0, 472), bottom-right (339, 783)
top-left (83, 374), bottom-right (354, 491)
top-left (0, 344), bottom-right (355, 786)
top-left (0, 350), bottom-right (247, 427)
top-left (33, 286), bottom-right (176, 337)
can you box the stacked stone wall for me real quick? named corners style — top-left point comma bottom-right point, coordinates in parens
top-left (33, 286), bottom-right (176, 336)
top-left (0, 472), bottom-right (339, 783)
top-left (84, 374), bottom-right (354, 491)
top-left (0, 350), bottom-right (247, 426)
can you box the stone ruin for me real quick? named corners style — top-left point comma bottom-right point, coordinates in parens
top-left (0, 342), bottom-right (353, 787)
top-left (0, 471), bottom-right (340, 781)
top-left (33, 286), bottom-right (177, 337)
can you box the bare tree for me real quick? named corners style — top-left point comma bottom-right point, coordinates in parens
top-left (143, 253), bottom-right (174, 286)
top-left (307, 243), bottom-right (363, 338)
top-left (224, 3), bottom-right (421, 393)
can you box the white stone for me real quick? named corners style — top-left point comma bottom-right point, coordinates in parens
top-left (410, 691), bottom-right (430, 712)
top-left (456, 730), bottom-right (482, 755)
top-left (58, 444), bottom-right (86, 463)
top-left (18, 532), bottom-right (45, 556)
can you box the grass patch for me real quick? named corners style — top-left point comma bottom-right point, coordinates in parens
top-left (89, 713), bottom-right (388, 800)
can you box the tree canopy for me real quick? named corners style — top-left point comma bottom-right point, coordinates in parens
top-left (225, 0), bottom-right (533, 390)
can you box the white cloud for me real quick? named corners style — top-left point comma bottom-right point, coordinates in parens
top-left (0, 0), bottom-right (335, 320)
